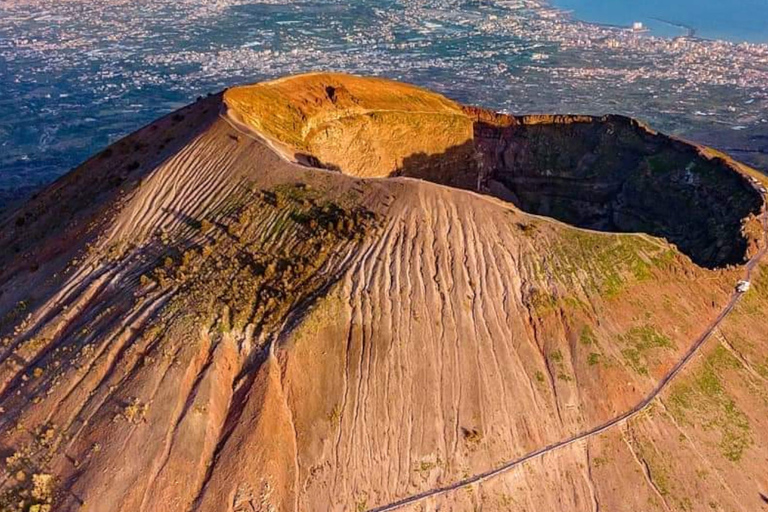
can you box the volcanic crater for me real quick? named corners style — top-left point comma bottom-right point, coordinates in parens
top-left (225, 73), bottom-right (764, 269)
top-left (2, 73), bottom-right (768, 512)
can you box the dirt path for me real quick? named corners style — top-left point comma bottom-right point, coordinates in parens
top-left (369, 193), bottom-right (768, 512)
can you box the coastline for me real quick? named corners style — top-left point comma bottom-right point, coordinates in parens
top-left (541, 0), bottom-right (768, 44)
top-left (650, 17), bottom-right (696, 38)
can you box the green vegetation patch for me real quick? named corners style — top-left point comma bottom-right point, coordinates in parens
top-left (291, 292), bottom-right (345, 347)
top-left (550, 229), bottom-right (671, 300)
top-left (580, 325), bottom-right (596, 346)
top-left (548, 349), bottom-right (575, 381)
top-left (648, 459), bottom-right (671, 497)
top-left (668, 345), bottom-right (752, 462)
top-left (0, 431), bottom-right (58, 512)
top-left (628, 429), bottom-right (673, 499)
top-left (757, 357), bottom-right (768, 381)
top-left (739, 266), bottom-right (768, 316)
top-left (619, 325), bottom-right (674, 376)
top-left (528, 288), bottom-right (558, 315)
top-left (144, 182), bottom-right (377, 346)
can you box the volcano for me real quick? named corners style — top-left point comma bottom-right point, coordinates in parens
top-left (1, 73), bottom-right (767, 512)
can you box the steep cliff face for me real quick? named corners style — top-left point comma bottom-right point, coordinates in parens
top-left (0, 74), bottom-right (767, 512)
top-left (470, 113), bottom-right (763, 269)
top-left (223, 73), bottom-right (476, 183)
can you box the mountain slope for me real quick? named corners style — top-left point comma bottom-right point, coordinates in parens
top-left (0, 74), bottom-right (767, 512)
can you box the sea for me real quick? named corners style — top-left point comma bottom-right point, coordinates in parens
top-left (551, 0), bottom-right (768, 43)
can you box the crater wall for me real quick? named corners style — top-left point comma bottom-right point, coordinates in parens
top-left (468, 111), bottom-right (764, 268)
top-left (224, 73), bottom-right (474, 179)
top-left (225, 75), bottom-right (764, 269)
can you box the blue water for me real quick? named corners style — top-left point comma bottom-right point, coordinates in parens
top-left (552, 0), bottom-right (768, 43)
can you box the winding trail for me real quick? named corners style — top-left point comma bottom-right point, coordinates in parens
top-left (369, 191), bottom-right (768, 512)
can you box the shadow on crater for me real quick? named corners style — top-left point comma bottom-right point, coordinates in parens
top-left (391, 114), bottom-right (763, 270)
